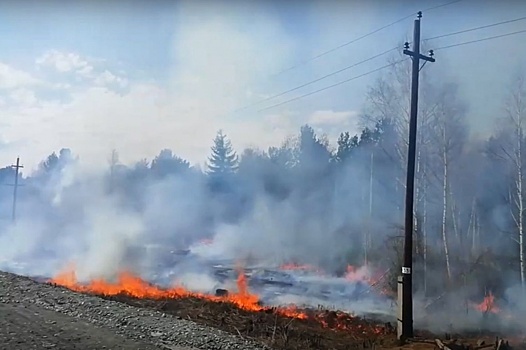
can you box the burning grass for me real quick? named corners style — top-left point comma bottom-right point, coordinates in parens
top-left (103, 294), bottom-right (398, 350)
top-left (49, 267), bottom-right (397, 350)
top-left (48, 267), bottom-right (524, 349)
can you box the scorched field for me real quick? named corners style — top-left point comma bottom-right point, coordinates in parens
top-left (30, 262), bottom-right (522, 350)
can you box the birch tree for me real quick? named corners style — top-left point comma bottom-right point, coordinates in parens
top-left (429, 82), bottom-right (467, 283)
top-left (364, 49), bottom-right (443, 287)
top-left (503, 72), bottom-right (526, 288)
top-left (483, 71), bottom-right (526, 288)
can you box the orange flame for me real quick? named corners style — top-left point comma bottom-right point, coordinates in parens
top-left (50, 266), bottom-right (306, 317)
top-left (199, 238), bottom-right (213, 245)
top-left (345, 265), bottom-right (371, 283)
top-left (345, 265), bottom-right (393, 297)
top-left (50, 266), bottom-right (392, 334)
top-left (279, 263), bottom-right (325, 275)
top-left (313, 310), bottom-right (387, 334)
top-left (475, 292), bottom-right (500, 314)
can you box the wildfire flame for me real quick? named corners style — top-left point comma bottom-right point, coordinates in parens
top-left (279, 263), bottom-right (324, 275)
top-left (475, 292), bottom-right (500, 314)
top-left (50, 266), bottom-right (306, 318)
top-left (279, 263), bottom-right (392, 297)
top-left (199, 238), bottom-right (214, 245)
top-left (345, 265), bottom-right (371, 283)
top-left (49, 265), bottom-right (389, 334)
top-left (345, 265), bottom-right (393, 297)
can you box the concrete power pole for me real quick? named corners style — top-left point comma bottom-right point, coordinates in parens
top-left (10, 157), bottom-right (24, 223)
top-left (398, 11), bottom-right (435, 340)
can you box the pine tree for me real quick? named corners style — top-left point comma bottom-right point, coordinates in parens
top-left (298, 124), bottom-right (331, 170)
top-left (37, 148), bottom-right (74, 176)
top-left (334, 131), bottom-right (359, 162)
top-left (207, 130), bottom-right (238, 176)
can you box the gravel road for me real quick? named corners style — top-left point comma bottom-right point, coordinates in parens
top-left (0, 302), bottom-right (161, 350)
top-left (0, 271), bottom-right (270, 350)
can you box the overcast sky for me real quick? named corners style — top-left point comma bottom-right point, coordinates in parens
top-left (0, 0), bottom-right (525, 172)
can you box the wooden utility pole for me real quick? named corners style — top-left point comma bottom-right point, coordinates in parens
top-left (10, 157), bottom-right (23, 223)
top-left (399, 11), bottom-right (435, 340)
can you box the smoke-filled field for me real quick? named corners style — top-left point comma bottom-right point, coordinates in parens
top-left (2, 107), bottom-right (526, 337)
top-left (2, 96), bottom-right (526, 341)
top-left (2, 1), bottom-right (526, 345)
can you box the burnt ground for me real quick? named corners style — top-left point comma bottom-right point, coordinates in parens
top-left (101, 293), bottom-right (526, 350)
top-left (104, 294), bottom-right (395, 350)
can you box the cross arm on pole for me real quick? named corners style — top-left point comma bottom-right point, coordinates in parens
top-left (403, 46), bottom-right (436, 62)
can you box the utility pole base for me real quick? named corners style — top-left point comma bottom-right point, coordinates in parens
top-left (397, 275), bottom-right (403, 340)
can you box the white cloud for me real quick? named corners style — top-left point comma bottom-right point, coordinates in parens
top-left (77, 65), bottom-right (94, 77)
top-left (0, 81), bottom-right (287, 172)
top-left (308, 110), bottom-right (359, 126)
top-left (0, 2), bottom-right (355, 172)
top-left (9, 88), bottom-right (38, 107)
top-left (307, 110), bottom-right (362, 142)
top-left (0, 62), bottom-right (41, 90)
top-left (93, 70), bottom-right (127, 88)
top-left (35, 50), bottom-right (127, 89)
top-left (36, 50), bottom-right (91, 74)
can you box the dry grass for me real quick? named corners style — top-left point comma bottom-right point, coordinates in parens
top-left (92, 292), bottom-right (526, 349)
top-left (104, 293), bottom-right (398, 350)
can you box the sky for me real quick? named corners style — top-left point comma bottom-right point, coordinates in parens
top-left (0, 0), bottom-right (525, 172)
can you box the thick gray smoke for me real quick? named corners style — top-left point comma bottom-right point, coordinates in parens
top-left (0, 130), bottom-right (399, 320)
top-left (0, 62), bottom-right (525, 335)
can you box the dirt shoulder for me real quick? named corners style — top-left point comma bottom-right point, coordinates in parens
top-left (0, 302), bottom-right (163, 350)
top-left (0, 271), bottom-right (267, 350)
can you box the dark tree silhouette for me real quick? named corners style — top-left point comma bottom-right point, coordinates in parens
top-left (150, 149), bottom-right (190, 178)
top-left (334, 131), bottom-right (359, 163)
top-left (207, 130), bottom-right (238, 177)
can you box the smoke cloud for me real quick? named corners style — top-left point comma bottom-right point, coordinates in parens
top-left (0, 0), bottom-right (525, 337)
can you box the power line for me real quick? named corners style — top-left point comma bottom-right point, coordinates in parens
top-left (423, 0), bottom-right (465, 11)
top-left (272, 0), bottom-right (465, 76)
top-left (434, 28), bottom-right (526, 50)
top-left (231, 5), bottom-right (482, 117)
top-left (234, 46), bottom-right (398, 113)
top-left (424, 15), bottom-right (526, 41)
top-left (273, 19), bottom-right (409, 76)
top-left (257, 27), bottom-right (526, 113)
top-left (258, 59), bottom-right (407, 113)
top-left (263, 15), bottom-right (526, 115)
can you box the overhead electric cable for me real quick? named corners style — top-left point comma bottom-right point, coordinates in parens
top-left (258, 59), bottom-right (408, 112)
top-left (238, 7), bottom-right (526, 112)
top-left (422, 0), bottom-right (466, 12)
top-left (433, 28), bottom-right (526, 50)
top-left (424, 15), bottom-right (526, 41)
top-left (258, 27), bottom-right (526, 112)
top-left (233, 46), bottom-right (398, 113)
top-left (272, 0), bottom-right (465, 76)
